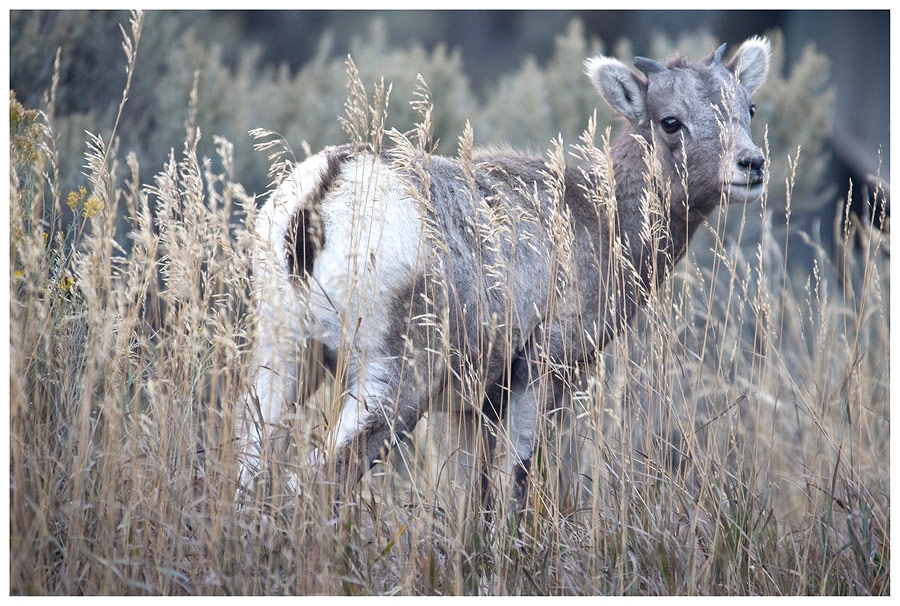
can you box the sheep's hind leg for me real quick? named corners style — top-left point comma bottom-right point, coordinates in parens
top-left (317, 356), bottom-right (443, 510)
top-left (237, 340), bottom-right (327, 502)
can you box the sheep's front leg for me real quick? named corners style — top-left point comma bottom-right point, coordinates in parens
top-left (505, 391), bottom-right (538, 511)
top-left (500, 350), bottom-right (560, 514)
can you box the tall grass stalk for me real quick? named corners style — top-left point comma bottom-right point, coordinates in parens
top-left (9, 15), bottom-right (888, 595)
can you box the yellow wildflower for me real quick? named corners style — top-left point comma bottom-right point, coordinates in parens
top-left (64, 187), bottom-right (104, 217)
top-left (57, 275), bottom-right (73, 293)
top-left (67, 186), bottom-right (87, 211)
top-left (83, 195), bottom-right (105, 218)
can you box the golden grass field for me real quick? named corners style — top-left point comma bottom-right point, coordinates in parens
top-left (9, 11), bottom-right (889, 595)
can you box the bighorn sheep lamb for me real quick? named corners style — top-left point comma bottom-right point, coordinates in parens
top-left (239, 37), bottom-right (771, 510)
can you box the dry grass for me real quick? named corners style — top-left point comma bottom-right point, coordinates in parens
top-left (9, 12), bottom-right (889, 595)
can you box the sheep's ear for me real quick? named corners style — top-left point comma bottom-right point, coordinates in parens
top-left (728, 36), bottom-right (770, 95)
top-left (585, 56), bottom-right (648, 126)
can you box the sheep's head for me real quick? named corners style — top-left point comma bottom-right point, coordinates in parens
top-left (585, 37), bottom-right (771, 212)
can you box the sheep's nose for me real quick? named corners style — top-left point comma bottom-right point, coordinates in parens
top-left (739, 150), bottom-right (766, 180)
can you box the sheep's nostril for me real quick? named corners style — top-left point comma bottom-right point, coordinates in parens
top-left (738, 152), bottom-right (766, 181)
top-left (743, 153), bottom-right (765, 170)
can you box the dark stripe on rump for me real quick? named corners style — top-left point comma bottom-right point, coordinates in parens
top-left (286, 207), bottom-right (324, 280)
top-left (284, 145), bottom-right (354, 281)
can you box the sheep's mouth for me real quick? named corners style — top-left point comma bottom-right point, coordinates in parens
top-left (724, 179), bottom-right (765, 203)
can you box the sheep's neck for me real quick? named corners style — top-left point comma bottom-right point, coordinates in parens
top-left (609, 133), bottom-right (710, 294)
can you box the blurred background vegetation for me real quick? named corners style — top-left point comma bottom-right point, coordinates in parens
top-left (9, 10), bottom-right (889, 275)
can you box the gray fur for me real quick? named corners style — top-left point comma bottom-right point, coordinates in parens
top-left (240, 37), bottom-right (771, 510)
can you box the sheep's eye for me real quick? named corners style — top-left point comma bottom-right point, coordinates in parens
top-left (749, 103), bottom-right (757, 119)
top-left (660, 116), bottom-right (682, 134)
